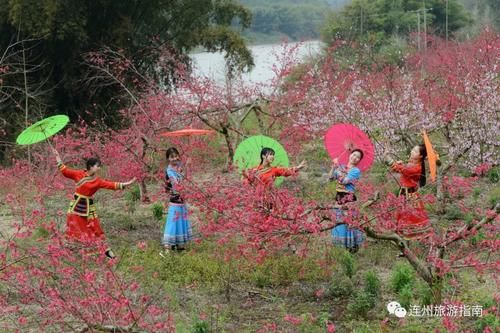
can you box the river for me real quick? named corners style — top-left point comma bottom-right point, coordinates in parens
top-left (190, 40), bottom-right (323, 85)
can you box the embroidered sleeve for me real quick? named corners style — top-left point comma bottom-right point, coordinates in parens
top-left (341, 167), bottom-right (361, 185)
top-left (329, 166), bottom-right (345, 181)
top-left (391, 163), bottom-right (421, 178)
top-left (273, 167), bottom-right (296, 178)
top-left (57, 162), bottom-right (83, 181)
top-left (98, 179), bottom-right (123, 190)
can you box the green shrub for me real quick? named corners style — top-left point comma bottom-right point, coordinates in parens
top-left (340, 251), bottom-right (356, 279)
top-left (33, 226), bottom-right (50, 239)
top-left (488, 187), bottom-right (500, 207)
top-left (252, 267), bottom-right (273, 288)
top-left (151, 202), bottom-right (164, 221)
top-left (317, 312), bottom-right (331, 331)
top-left (398, 284), bottom-right (414, 309)
top-left (124, 185), bottom-right (141, 214)
top-left (414, 281), bottom-right (432, 306)
top-left (470, 230), bottom-right (486, 246)
top-left (191, 320), bottom-right (209, 333)
top-left (329, 275), bottom-right (354, 298)
top-left (391, 263), bottom-right (415, 293)
top-left (125, 185), bottom-right (141, 203)
top-left (364, 270), bottom-right (380, 298)
top-left (351, 324), bottom-right (377, 333)
top-left (474, 313), bottom-right (498, 332)
top-left (347, 291), bottom-right (376, 318)
top-left (474, 297), bottom-right (500, 332)
top-left (486, 166), bottom-right (499, 183)
top-left (444, 204), bottom-right (466, 220)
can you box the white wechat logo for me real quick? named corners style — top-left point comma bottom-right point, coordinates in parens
top-left (387, 301), bottom-right (407, 318)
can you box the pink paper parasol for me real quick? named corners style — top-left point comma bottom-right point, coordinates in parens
top-left (324, 123), bottom-right (375, 171)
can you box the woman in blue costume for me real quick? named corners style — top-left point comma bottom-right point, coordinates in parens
top-left (329, 149), bottom-right (365, 253)
top-left (161, 147), bottom-right (193, 255)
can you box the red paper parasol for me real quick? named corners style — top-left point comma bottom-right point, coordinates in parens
top-left (324, 123), bottom-right (375, 171)
top-left (160, 128), bottom-right (216, 137)
top-left (422, 130), bottom-right (439, 182)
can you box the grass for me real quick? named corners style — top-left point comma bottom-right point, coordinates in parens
top-left (3, 189), bottom-right (497, 332)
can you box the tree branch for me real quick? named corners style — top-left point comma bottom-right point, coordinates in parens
top-left (442, 203), bottom-right (500, 248)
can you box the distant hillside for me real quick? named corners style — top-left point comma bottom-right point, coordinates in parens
top-left (240, 0), bottom-right (346, 43)
top-left (458, 0), bottom-right (499, 29)
top-left (325, 0), bottom-right (352, 10)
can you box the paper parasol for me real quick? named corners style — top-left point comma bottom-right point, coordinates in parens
top-left (324, 123), bottom-right (375, 171)
top-left (16, 115), bottom-right (69, 145)
top-left (159, 128), bottom-right (216, 137)
top-left (233, 135), bottom-right (289, 186)
top-left (422, 130), bottom-right (439, 182)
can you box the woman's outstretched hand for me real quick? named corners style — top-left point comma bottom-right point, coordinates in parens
top-left (383, 154), bottom-right (394, 166)
top-left (296, 160), bottom-right (307, 170)
top-left (51, 147), bottom-right (62, 164)
top-left (123, 177), bottom-right (137, 187)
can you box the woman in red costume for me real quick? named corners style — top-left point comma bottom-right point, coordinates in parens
top-left (52, 148), bottom-right (136, 258)
top-left (243, 147), bottom-right (306, 211)
top-left (386, 144), bottom-right (432, 241)
top-left (243, 147), bottom-right (306, 186)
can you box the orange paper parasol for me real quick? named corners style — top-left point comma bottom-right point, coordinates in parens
top-left (422, 130), bottom-right (439, 182)
top-left (160, 129), bottom-right (216, 137)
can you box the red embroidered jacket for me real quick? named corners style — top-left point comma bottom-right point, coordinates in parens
top-left (391, 162), bottom-right (421, 188)
top-left (58, 162), bottom-right (125, 217)
top-left (58, 162), bottom-right (124, 196)
top-left (244, 165), bottom-right (296, 186)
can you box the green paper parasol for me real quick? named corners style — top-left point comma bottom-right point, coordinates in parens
top-left (16, 115), bottom-right (69, 145)
top-left (233, 135), bottom-right (289, 186)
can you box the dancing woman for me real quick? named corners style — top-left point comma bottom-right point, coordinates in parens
top-left (386, 144), bottom-right (432, 240)
top-left (52, 148), bottom-right (136, 258)
top-left (329, 149), bottom-right (365, 253)
top-left (243, 147), bottom-right (306, 187)
top-left (161, 147), bottom-right (193, 254)
top-left (242, 147), bottom-right (306, 212)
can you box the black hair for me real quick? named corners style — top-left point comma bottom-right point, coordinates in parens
top-left (351, 149), bottom-right (364, 161)
top-left (260, 147), bottom-right (275, 165)
top-left (418, 144), bottom-right (427, 187)
top-left (165, 147), bottom-right (180, 160)
top-left (86, 157), bottom-right (101, 170)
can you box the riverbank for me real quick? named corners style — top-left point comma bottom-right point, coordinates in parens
top-left (190, 40), bottom-right (323, 85)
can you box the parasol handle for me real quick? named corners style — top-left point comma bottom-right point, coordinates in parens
top-left (45, 137), bottom-right (55, 150)
top-left (42, 129), bottom-right (56, 151)
top-left (42, 130), bottom-right (60, 163)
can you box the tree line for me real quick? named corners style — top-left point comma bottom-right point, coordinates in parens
top-left (0, 0), bottom-right (253, 161)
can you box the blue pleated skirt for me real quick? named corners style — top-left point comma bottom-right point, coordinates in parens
top-left (331, 208), bottom-right (365, 249)
top-left (162, 203), bottom-right (192, 246)
top-left (332, 224), bottom-right (365, 249)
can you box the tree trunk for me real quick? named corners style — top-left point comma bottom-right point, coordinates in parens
top-left (254, 108), bottom-right (266, 134)
top-left (139, 179), bottom-right (150, 203)
top-left (221, 125), bottom-right (234, 172)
